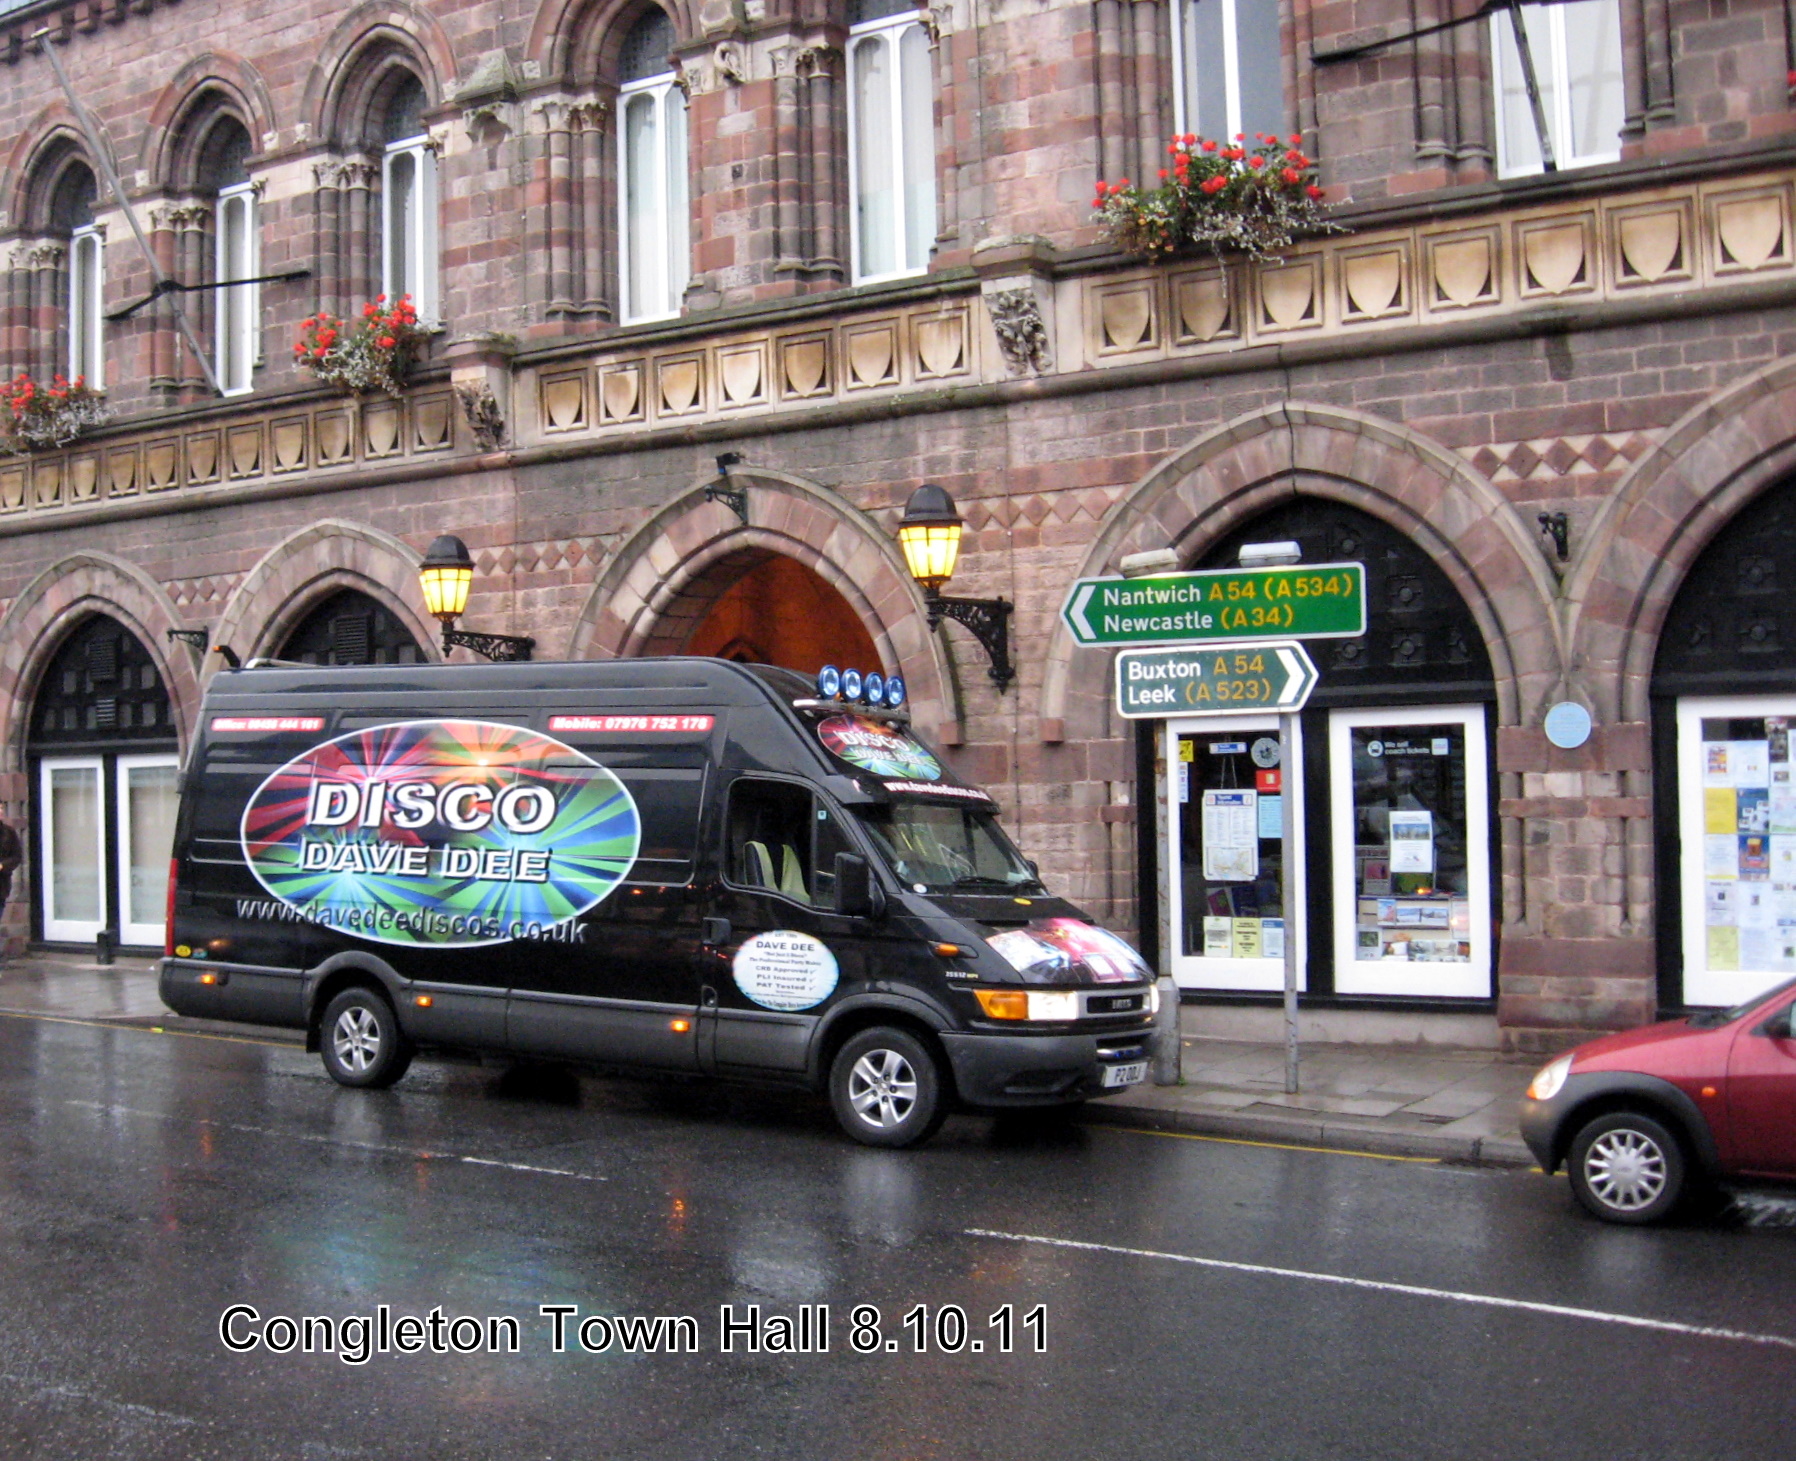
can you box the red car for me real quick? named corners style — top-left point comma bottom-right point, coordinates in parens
top-left (1520, 976), bottom-right (1796, 1223)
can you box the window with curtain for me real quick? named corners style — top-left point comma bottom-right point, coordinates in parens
top-left (380, 74), bottom-right (439, 324)
top-left (1173, 0), bottom-right (1285, 145)
top-left (847, 0), bottom-right (936, 283)
top-left (618, 8), bottom-right (689, 323)
top-left (200, 120), bottom-right (258, 395)
top-left (1491, 0), bottom-right (1624, 177)
top-left (52, 167), bottom-right (103, 388)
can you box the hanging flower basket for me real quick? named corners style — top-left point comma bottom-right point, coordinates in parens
top-left (293, 295), bottom-right (426, 398)
top-left (1093, 133), bottom-right (1344, 263)
top-left (0, 372), bottom-right (108, 455)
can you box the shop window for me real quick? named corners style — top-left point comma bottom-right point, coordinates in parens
top-left (847, 0), bottom-right (936, 283)
top-left (725, 778), bottom-right (852, 909)
top-left (1491, 0), bottom-right (1624, 177)
top-left (380, 75), bottom-right (439, 325)
top-left (51, 166), bottom-right (103, 388)
top-left (1173, 0), bottom-right (1284, 145)
top-left (618, 7), bottom-right (689, 323)
top-left (277, 589), bottom-right (424, 666)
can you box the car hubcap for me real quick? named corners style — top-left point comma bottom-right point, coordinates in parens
top-left (1585, 1130), bottom-right (1667, 1210)
top-left (333, 1007), bottom-right (382, 1074)
top-left (849, 1049), bottom-right (918, 1128)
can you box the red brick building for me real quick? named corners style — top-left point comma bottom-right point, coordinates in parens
top-left (0, 0), bottom-right (1793, 1052)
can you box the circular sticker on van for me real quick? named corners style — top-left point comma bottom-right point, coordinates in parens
top-left (816, 714), bottom-right (942, 781)
top-left (732, 931), bottom-right (840, 1011)
top-left (240, 719), bottom-right (640, 948)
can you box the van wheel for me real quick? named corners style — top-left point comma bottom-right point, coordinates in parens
top-left (829, 1027), bottom-right (947, 1148)
top-left (1567, 1110), bottom-right (1686, 1224)
top-left (320, 988), bottom-right (413, 1090)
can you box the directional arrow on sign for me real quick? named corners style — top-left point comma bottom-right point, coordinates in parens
top-left (1114, 641), bottom-right (1320, 719)
top-left (1062, 562), bottom-right (1365, 648)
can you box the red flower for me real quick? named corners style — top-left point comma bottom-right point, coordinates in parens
top-left (1281, 167), bottom-right (1303, 184)
top-left (1249, 155), bottom-right (1265, 169)
top-left (1306, 184), bottom-right (1325, 200)
top-left (1158, 169), bottom-right (1169, 180)
top-left (1288, 134), bottom-right (1302, 147)
top-left (1201, 175), bottom-right (1227, 194)
top-left (1118, 178), bottom-right (1131, 188)
top-left (377, 335), bottom-right (396, 349)
top-left (363, 303), bottom-right (380, 318)
top-left (314, 346), bottom-right (329, 359)
top-left (1202, 139), bottom-right (1218, 152)
top-left (1285, 149), bottom-right (1306, 165)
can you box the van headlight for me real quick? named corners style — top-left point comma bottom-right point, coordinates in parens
top-left (1146, 981), bottom-right (1162, 1017)
top-left (973, 989), bottom-right (1080, 1021)
top-left (1526, 1053), bottom-right (1574, 1101)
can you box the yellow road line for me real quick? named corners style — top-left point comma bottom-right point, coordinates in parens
top-left (0, 1007), bottom-right (296, 1049)
top-left (1099, 1120), bottom-right (1441, 1163)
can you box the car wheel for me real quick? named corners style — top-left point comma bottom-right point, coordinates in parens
top-left (319, 987), bottom-right (414, 1090)
top-left (829, 1027), bottom-right (948, 1149)
top-left (1566, 1110), bottom-right (1686, 1224)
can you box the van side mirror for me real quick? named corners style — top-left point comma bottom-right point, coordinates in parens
top-left (835, 852), bottom-right (882, 920)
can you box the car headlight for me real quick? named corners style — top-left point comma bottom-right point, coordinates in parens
top-left (1026, 990), bottom-right (1081, 1022)
top-left (1146, 981), bottom-right (1162, 1017)
top-left (1526, 1053), bottom-right (1574, 1101)
top-left (972, 989), bottom-right (1080, 1021)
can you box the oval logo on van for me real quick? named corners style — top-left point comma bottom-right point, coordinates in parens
top-left (240, 719), bottom-right (640, 948)
top-left (816, 714), bottom-right (942, 781)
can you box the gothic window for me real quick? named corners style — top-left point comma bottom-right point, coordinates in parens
top-left (1491, 0), bottom-right (1624, 177)
top-left (30, 615), bottom-right (174, 747)
top-left (380, 74), bottom-right (439, 324)
top-left (277, 589), bottom-right (425, 666)
top-left (847, 0), bottom-right (935, 283)
top-left (198, 119), bottom-right (258, 395)
top-left (617, 7), bottom-right (688, 322)
top-left (51, 165), bottom-right (103, 388)
top-left (1173, 0), bottom-right (1284, 145)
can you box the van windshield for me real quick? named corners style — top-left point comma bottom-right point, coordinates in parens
top-left (856, 802), bottom-right (1043, 893)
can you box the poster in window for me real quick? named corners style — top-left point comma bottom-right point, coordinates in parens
top-left (1738, 787), bottom-right (1769, 834)
top-left (1201, 790), bottom-right (1258, 881)
top-left (1387, 810), bottom-right (1435, 875)
top-left (1732, 740), bottom-right (1770, 788)
top-left (1740, 834), bottom-right (1770, 880)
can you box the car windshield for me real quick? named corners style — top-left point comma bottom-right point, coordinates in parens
top-left (1685, 974), bottom-right (1796, 1028)
top-left (856, 802), bottom-right (1043, 893)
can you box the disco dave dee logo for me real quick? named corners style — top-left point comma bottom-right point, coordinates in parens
top-left (240, 720), bottom-right (640, 947)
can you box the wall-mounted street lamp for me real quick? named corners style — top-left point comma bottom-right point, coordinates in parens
top-left (418, 534), bottom-right (535, 662)
top-left (705, 451), bottom-right (749, 525)
top-left (896, 484), bottom-right (1015, 691)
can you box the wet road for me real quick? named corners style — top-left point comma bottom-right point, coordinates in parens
top-left (1, 1011), bottom-right (1791, 1460)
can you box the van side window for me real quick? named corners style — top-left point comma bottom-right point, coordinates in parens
top-left (726, 779), bottom-right (852, 910)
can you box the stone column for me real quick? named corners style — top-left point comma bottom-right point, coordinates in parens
top-left (800, 48), bottom-right (842, 282)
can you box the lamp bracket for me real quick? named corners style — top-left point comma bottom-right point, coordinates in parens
top-left (926, 590), bottom-right (1016, 691)
top-left (704, 481), bottom-right (749, 526)
top-left (1538, 511), bottom-right (1570, 562)
top-left (443, 626), bottom-right (535, 662)
top-left (166, 627), bottom-right (209, 653)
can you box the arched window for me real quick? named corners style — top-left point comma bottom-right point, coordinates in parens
top-left (50, 164), bottom-right (103, 387)
top-left (1172, 0), bottom-right (1284, 145)
top-left (277, 589), bottom-right (425, 665)
top-left (617, 8), bottom-right (688, 323)
top-left (847, 0), bottom-right (935, 283)
top-left (379, 74), bottom-right (439, 324)
top-left (197, 118), bottom-right (258, 394)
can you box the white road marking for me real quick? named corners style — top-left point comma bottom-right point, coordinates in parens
top-left (964, 1228), bottom-right (1796, 1351)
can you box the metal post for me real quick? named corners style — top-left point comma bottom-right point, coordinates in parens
top-left (1280, 709), bottom-right (1300, 1095)
top-left (1505, 1), bottom-right (1558, 173)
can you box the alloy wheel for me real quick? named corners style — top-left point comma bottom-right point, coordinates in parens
top-left (848, 1048), bottom-right (918, 1129)
top-left (332, 1006), bottom-right (382, 1075)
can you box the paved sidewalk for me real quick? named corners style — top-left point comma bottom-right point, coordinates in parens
top-left (0, 950), bottom-right (1537, 1166)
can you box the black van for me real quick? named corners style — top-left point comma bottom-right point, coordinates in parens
top-left (159, 657), bottom-right (1158, 1146)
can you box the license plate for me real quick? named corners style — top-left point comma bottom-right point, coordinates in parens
top-left (1101, 1061), bottom-right (1148, 1088)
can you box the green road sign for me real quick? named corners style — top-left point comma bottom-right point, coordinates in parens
top-left (1114, 642), bottom-right (1319, 719)
top-left (1062, 562), bottom-right (1365, 647)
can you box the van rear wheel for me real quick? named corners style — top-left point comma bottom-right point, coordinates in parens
top-left (829, 1027), bottom-right (947, 1148)
top-left (320, 988), bottom-right (414, 1090)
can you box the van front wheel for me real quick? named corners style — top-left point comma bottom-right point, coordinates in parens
top-left (829, 1027), bottom-right (947, 1148)
top-left (320, 988), bottom-right (414, 1090)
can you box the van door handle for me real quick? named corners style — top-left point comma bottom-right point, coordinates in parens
top-left (700, 986), bottom-right (719, 1010)
top-left (702, 916), bottom-right (731, 947)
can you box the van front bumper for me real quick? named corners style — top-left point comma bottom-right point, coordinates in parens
top-left (939, 1028), bottom-right (1156, 1108)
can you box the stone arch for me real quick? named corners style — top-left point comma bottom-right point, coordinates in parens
top-left (1037, 402), bottom-right (1563, 738)
top-left (568, 469), bottom-right (956, 732)
top-left (138, 55), bottom-right (277, 193)
top-left (305, 3), bottom-right (457, 148)
top-left (1565, 355), bottom-right (1796, 724)
top-left (210, 519), bottom-right (439, 672)
top-left (0, 553), bottom-right (196, 780)
top-left (4, 115), bottom-right (95, 235)
top-left (528, 0), bottom-right (697, 83)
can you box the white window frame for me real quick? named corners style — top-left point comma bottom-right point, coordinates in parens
top-left (1490, 0), bottom-right (1624, 178)
top-left (617, 71), bottom-right (690, 325)
top-left (381, 135), bottom-right (439, 325)
top-left (846, 9), bottom-right (937, 285)
top-left (116, 753), bottom-right (180, 948)
top-left (39, 755), bottom-right (106, 944)
top-left (215, 181), bottom-right (258, 396)
top-left (1163, 714), bottom-right (1308, 993)
top-left (1170, 0), bottom-right (1280, 145)
top-left (1329, 705), bottom-right (1492, 999)
top-left (68, 223), bottom-right (103, 388)
top-left (1673, 695), bottom-right (1796, 1010)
